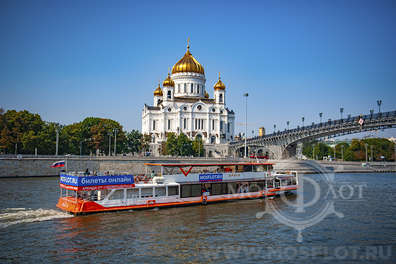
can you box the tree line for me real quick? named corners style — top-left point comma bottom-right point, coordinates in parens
top-left (302, 138), bottom-right (395, 161)
top-left (0, 108), bottom-right (151, 156)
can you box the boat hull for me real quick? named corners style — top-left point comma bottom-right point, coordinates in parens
top-left (57, 186), bottom-right (298, 215)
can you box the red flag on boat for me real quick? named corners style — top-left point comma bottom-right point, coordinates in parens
top-left (51, 160), bottom-right (65, 168)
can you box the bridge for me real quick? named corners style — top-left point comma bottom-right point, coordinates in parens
top-left (229, 110), bottom-right (396, 159)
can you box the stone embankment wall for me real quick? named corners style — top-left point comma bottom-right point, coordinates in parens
top-left (0, 156), bottom-right (244, 177)
top-left (1, 156), bottom-right (395, 178)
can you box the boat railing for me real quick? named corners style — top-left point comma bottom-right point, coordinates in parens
top-left (63, 171), bottom-right (132, 177)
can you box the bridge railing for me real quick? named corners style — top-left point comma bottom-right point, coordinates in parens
top-left (230, 110), bottom-right (396, 145)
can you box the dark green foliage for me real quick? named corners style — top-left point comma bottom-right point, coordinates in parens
top-left (0, 109), bottom-right (135, 155)
top-left (163, 133), bottom-right (204, 157)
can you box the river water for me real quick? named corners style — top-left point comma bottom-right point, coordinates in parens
top-left (0, 173), bottom-right (395, 263)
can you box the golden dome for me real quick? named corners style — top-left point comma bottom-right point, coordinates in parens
top-left (204, 91), bottom-right (209, 98)
top-left (214, 72), bottom-right (226, 90)
top-left (162, 72), bottom-right (175, 87)
top-left (171, 43), bottom-right (204, 75)
top-left (153, 83), bottom-right (163, 96)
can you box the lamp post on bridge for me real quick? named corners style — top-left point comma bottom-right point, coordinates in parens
top-left (340, 107), bottom-right (344, 120)
top-left (319, 112), bottom-right (323, 124)
top-left (287, 121), bottom-right (290, 130)
top-left (370, 109), bottom-right (374, 119)
top-left (377, 100), bottom-right (382, 113)
top-left (274, 124), bottom-right (276, 133)
top-left (302, 117), bottom-right (305, 128)
top-left (243, 93), bottom-right (249, 158)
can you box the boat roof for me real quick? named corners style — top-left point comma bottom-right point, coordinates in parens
top-left (144, 162), bottom-right (274, 167)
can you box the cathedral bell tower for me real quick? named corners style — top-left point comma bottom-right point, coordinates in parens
top-left (214, 73), bottom-right (226, 105)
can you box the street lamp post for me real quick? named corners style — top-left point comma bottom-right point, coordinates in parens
top-left (243, 93), bottom-right (249, 158)
top-left (108, 131), bottom-right (112, 156)
top-left (370, 145), bottom-right (373, 161)
top-left (319, 112), bottom-right (323, 123)
top-left (302, 117), bottom-right (305, 127)
top-left (341, 145), bottom-right (344, 161)
top-left (55, 128), bottom-right (59, 156)
top-left (274, 124), bottom-right (276, 133)
top-left (365, 143), bottom-right (368, 163)
top-left (377, 100), bottom-right (382, 113)
top-left (370, 109), bottom-right (374, 119)
top-left (113, 128), bottom-right (118, 156)
top-left (312, 144), bottom-right (315, 160)
top-left (287, 121), bottom-right (290, 130)
top-left (340, 107), bottom-right (344, 120)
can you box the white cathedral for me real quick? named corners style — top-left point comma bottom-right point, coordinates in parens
top-left (142, 42), bottom-right (235, 157)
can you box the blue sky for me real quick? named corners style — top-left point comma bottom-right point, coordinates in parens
top-left (1, 0), bottom-right (395, 137)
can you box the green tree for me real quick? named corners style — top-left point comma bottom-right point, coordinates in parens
top-left (164, 133), bottom-right (178, 156)
top-left (192, 136), bottom-right (204, 157)
top-left (126, 130), bottom-right (142, 154)
top-left (177, 133), bottom-right (193, 156)
top-left (334, 142), bottom-right (349, 160)
top-left (141, 134), bottom-right (152, 154)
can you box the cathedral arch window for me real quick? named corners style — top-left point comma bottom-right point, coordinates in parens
top-left (183, 118), bottom-right (187, 129)
top-left (168, 120), bottom-right (171, 130)
top-left (184, 83), bottom-right (186, 93)
top-left (178, 84), bottom-right (181, 93)
top-left (153, 120), bottom-right (156, 130)
top-left (197, 86), bottom-right (200, 94)
top-left (167, 90), bottom-right (172, 99)
top-left (197, 105), bottom-right (202, 111)
top-left (191, 83), bottom-right (193, 93)
top-left (219, 93), bottom-right (223, 103)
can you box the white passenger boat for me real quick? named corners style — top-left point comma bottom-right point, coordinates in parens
top-left (57, 162), bottom-right (298, 215)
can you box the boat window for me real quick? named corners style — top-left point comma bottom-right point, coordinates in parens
top-left (127, 188), bottom-right (139, 199)
top-left (274, 179), bottom-right (280, 188)
top-left (108, 189), bottom-right (124, 200)
top-left (97, 189), bottom-right (111, 201)
top-left (155, 187), bottom-right (166, 197)
top-left (258, 181), bottom-right (266, 189)
top-left (266, 179), bottom-right (274, 188)
top-left (249, 182), bottom-right (260, 192)
top-left (227, 183), bottom-right (237, 194)
top-left (168, 186), bottom-right (179, 196)
top-left (244, 165), bottom-right (253, 172)
top-left (141, 187), bottom-right (154, 198)
top-left (66, 190), bottom-right (77, 198)
top-left (181, 185), bottom-right (191, 198)
top-left (291, 177), bottom-right (297, 185)
top-left (253, 165), bottom-right (265, 172)
top-left (211, 183), bottom-right (222, 195)
top-left (191, 184), bottom-right (201, 197)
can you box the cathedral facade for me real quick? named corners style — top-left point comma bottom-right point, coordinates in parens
top-left (142, 43), bottom-right (235, 157)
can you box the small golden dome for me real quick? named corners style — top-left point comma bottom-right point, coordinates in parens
top-left (204, 91), bottom-right (209, 98)
top-left (171, 42), bottom-right (204, 75)
top-left (154, 83), bottom-right (163, 96)
top-left (162, 72), bottom-right (175, 87)
top-left (214, 72), bottom-right (226, 90)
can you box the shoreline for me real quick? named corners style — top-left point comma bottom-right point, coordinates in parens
top-left (1, 156), bottom-right (395, 178)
